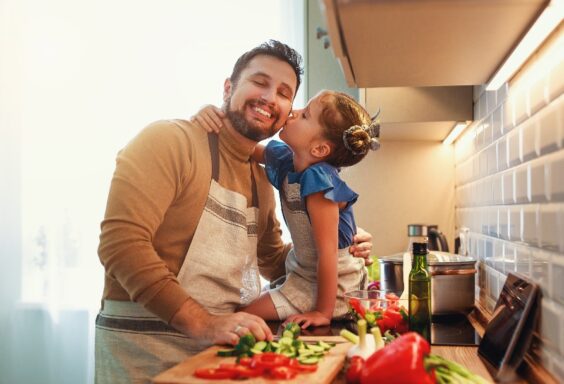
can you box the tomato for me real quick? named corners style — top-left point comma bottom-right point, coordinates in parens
top-left (345, 356), bottom-right (365, 384)
top-left (349, 298), bottom-right (366, 318)
top-left (194, 367), bottom-right (236, 380)
top-left (270, 366), bottom-right (298, 380)
top-left (216, 363), bottom-right (263, 379)
top-left (288, 359), bottom-right (318, 372)
top-left (251, 352), bottom-right (290, 370)
top-left (238, 356), bottom-right (252, 366)
top-left (385, 292), bottom-right (399, 301)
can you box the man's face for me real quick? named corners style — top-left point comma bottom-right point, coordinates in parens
top-left (223, 55), bottom-right (297, 142)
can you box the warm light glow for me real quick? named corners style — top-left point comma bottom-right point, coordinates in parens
top-left (486, 0), bottom-right (563, 91)
top-left (443, 122), bottom-right (470, 146)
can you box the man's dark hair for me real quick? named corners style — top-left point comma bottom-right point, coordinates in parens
top-left (229, 40), bottom-right (304, 97)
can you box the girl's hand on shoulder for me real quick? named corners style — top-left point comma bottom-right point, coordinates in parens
top-left (283, 311), bottom-right (331, 329)
top-left (190, 104), bottom-right (225, 133)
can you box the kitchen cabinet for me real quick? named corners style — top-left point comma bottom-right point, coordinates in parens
top-left (306, 0), bottom-right (358, 101)
top-left (360, 86), bottom-right (473, 140)
top-left (320, 0), bottom-right (549, 88)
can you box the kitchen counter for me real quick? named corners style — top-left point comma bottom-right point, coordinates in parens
top-left (268, 320), bottom-right (495, 383)
top-left (154, 318), bottom-right (523, 383)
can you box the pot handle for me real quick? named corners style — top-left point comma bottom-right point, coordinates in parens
top-left (431, 269), bottom-right (477, 276)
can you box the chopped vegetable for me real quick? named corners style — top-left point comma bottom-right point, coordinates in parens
top-left (347, 320), bottom-right (376, 359)
top-left (345, 356), bottom-right (365, 384)
top-left (425, 354), bottom-right (490, 384)
top-left (371, 326), bottom-right (385, 350)
top-left (348, 293), bottom-right (409, 336)
top-left (194, 367), bottom-right (236, 380)
top-left (359, 332), bottom-right (434, 384)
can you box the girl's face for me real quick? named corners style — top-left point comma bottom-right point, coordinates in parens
top-left (279, 93), bottom-right (327, 157)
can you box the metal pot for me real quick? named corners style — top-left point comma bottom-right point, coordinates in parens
top-left (378, 251), bottom-right (476, 315)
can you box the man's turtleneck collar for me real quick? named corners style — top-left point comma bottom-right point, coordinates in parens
top-left (218, 122), bottom-right (257, 162)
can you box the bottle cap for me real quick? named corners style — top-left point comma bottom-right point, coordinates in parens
top-left (412, 242), bottom-right (428, 254)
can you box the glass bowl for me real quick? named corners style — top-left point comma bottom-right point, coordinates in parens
top-left (344, 289), bottom-right (408, 335)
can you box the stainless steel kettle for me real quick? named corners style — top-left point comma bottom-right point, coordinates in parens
top-left (407, 224), bottom-right (449, 252)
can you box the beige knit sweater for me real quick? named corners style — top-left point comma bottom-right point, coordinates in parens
top-left (98, 119), bottom-right (289, 322)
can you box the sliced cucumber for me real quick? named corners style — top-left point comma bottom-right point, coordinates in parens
top-left (253, 341), bottom-right (267, 351)
top-left (298, 356), bottom-right (322, 365)
top-left (216, 349), bottom-right (235, 357)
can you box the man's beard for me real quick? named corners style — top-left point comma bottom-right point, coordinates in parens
top-left (223, 96), bottom-right (278, 142)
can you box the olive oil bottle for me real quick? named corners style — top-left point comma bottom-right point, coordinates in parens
top-left (408, 242), bottom-right (431, 342)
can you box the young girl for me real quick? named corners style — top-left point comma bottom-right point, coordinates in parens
top-left (193, 90), bottom-right (380, 328)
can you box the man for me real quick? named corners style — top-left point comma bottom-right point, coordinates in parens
top-left (95, 40), bottom-right (372, 383)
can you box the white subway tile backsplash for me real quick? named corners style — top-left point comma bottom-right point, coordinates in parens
top-left (532, 249), bottom-right (550, 297)
top-left (504, 242), bottom-right (516, 273)
top-left (548, 56), bottom-right (564, 102)
top-left (502, 170), bottom-right (514, 204)
top-left (509, 206), bottom-right (521, 241)
top-left (553, 256), bottom-right (564, 306)
top-left (513, 85), bottom-right (529, 126)
top-left (529, 72), bottom-right (548, 116)
top-left (521, 118), bottom-right (539, 162)
top-left (492, 105), bottom-right (503, 140)
top-left (507, 128), bottom-right (521, 167)
top-left (515, 244), bottom-right (531, 276)
top-left (539, 204), bottom-right (560, 251)
top-left (548, 151), bottom-right (564, 202)
top-left (522, 204), bottom-right (539, 246)
top-left (456, 31), bottom-right (564, 381)
top-left (487, 143), bottom-right (497, 175)
top-left (528, 159), bottom-right (547, 202)
top-left (514, 165), bottom-right (528, 203)
top-left (492, 174), bottom-right (503, 205)
top-left (479, 93), bottom-right (487, 122)
top-left (503, 95), bottom-right (516, 133)
top-left (497, 83), bottom-right (509, 106)
top-left (499, 206), bottom-right (509, 240)
top-left (497, 137), bottom-right (508, 171)
top-left (540, 300), bottom-right (562, 354)
top-left (486, 90), bottom-right (497, 116)
top-left (538, 96), bottom-right (563, 155)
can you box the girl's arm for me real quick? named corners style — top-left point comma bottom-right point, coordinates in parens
top-left (252, 144), bottom-right (266, 164)
top-left (190, 105), bottom-right (224, 133)
top-left (284, 191), bottom-right (339, 328)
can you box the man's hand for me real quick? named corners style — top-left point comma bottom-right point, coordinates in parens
top-left (170, 298), bottom-right (273, 346)
top-left (349, 227), bottom-right (373, 266)
top-left (206, 312), bottom-right (274, 346)
top-left (283, 311), bottom-right (331, 329)
top-left (189, 105), bottom-right (225, 133)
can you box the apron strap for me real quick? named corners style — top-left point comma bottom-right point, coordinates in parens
top-left (207, 132), bottom-right (260, 208)
top-left (208, 133), bottom-right (219, 181)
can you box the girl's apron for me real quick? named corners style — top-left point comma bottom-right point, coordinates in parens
top-left (278, 178), bottom-right (367, 317)
top-left (95, 133), bottom-right (261, 384)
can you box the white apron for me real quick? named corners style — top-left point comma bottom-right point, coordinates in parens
top-left (277, 178), bottom-right (367, 317)
top-left (95, 133), bottom-right (261, 384)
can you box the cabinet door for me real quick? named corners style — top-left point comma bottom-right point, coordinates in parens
top-left (306, 0), bottom-right (358, 101)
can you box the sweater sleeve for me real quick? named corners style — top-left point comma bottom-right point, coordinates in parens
top-left (98, 120), bottom-right (191, 322)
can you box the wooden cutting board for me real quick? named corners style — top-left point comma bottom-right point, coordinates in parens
top-left (153, 336), bottom-right (351, 384)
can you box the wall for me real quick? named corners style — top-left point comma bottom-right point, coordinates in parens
top-left (455, 27), bottom-right (564, 380)
top-left (342, 141), bottom-right (455, 257)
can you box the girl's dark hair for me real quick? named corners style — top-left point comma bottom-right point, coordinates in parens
top-left (318, 91), bottom-right (373, 167)
top-left (230, 40), bottom-right (304, 96)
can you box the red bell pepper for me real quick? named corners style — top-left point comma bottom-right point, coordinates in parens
top-left (349, 298), bottom-right (366, 318)
top-left (346, 356), bottom-right (365, 384)
top-left (360, 332), bottom-right (435, 384)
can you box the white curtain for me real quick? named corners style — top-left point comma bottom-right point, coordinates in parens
top-left (0, 1), bottom-right (304, 383)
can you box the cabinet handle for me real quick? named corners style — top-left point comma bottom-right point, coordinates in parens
top-left (316, 27), bottom-right (328, 39)
top-left (323, 37), bottom-right (331, 49)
